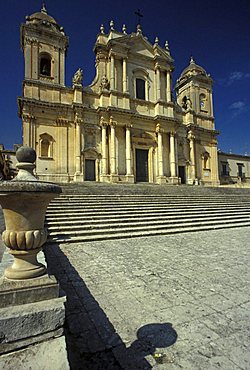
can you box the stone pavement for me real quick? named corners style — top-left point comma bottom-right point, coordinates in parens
top-left (41, 227), bottom-right (249, 370)
top-left (0, 204), bottom-right (249, 369)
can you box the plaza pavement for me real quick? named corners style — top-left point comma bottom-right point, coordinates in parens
top-left (0, 210), bottom-right (249, 369)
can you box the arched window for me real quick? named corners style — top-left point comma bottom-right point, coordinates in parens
top-left (133, 68), bottom-right (149, 101)
top-left (136, 78), bottom-right (146, 100)
top-left (199, 93), bottom-right (206, 111)
top-left (39, 133), bottom-right (53, 158)
top-left (41, 139), bottom-right (50, 157)
top-left (40, 53), bottom-right (52, 77)
top-left (202, 151), bottom-right (210, 169)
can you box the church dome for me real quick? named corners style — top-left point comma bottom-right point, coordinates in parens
top-left (26, 4), bottom-right (59, 28)
top-left (180, 57), bottom-right (208, 78)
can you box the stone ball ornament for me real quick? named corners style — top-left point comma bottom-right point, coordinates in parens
top-left (0, 147), bottom-right (61, 280)
top-left (16, 146), bottom-right (37, 163)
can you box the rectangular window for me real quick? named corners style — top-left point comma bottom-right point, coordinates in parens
top-left (222, 163), bottom-right (229, 176)
top-left (136, 78), bottom-right (145, 100)
top-left (237, 163), bottom-right (244, 178)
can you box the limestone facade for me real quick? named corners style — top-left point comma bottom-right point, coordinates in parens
top-left (218, 151), bottom-right (250, 185)
top-left (18, 6), bottom-right (220, 185)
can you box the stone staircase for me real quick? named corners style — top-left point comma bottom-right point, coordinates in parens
top-left (45, 184), bottom-right (250, 243)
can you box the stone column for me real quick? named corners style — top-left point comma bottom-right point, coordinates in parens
top-left (101, 119), bottom-right (108, 178)
top-left (123, 57), bottom-right (128, 93)
top-left (166, 71), bottom-right (171, 102)
top-left (109, 117), bottom-right (118, 182)
top-left (188, 131), bottom-right (196, 184)
top-left (156, 124), bottom-right (166, 184)
top-left (156, 67), bottom-right (161, 101)
top-left (158, 130), bottom-right (163, 177)
top-left (210, 137), bottom-right (219, 186)
top-left (125, 124), bottom-right (134, 182)
top-left (169, 131), bottom-right (178, 183)
top-left (110, 55), bottom-right (115, 90)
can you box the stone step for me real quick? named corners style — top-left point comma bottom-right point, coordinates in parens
top-left (47, 220), bottom-right (250, 244)
top-left (48, 216), bottom-right (250, 237)
top-left (45, 208), bottom-right (250, 225)
top-left (46, 203), bottom-right (250, 216)
top-left (47, 213), bottom-right (250, 232)
top-left (59, 183), bottom-right (250, 196)
top-left (46, 186), bottom-right (250, 243)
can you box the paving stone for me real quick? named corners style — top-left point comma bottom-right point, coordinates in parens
top-left (41, 227), bottom-right (250, 369)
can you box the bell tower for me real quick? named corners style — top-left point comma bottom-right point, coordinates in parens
top-left (175, 57), bottom-right (214, 119)
top-left (20, 4), bottom-right (68, 86)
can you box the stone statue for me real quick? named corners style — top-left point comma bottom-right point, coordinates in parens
top-left (182, 96), bottom-right (192, 110)
top-left (100, 75), bottom-right (109, 90)
top-left (72, 68), bottom-right (83, 85)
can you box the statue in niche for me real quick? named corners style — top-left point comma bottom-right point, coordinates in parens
top-left (72, 68), bottom-right (83, 85)
top-left (182, 96), bottom-right (192, 110)
top-left (100, 75), bottom-right (109, 90)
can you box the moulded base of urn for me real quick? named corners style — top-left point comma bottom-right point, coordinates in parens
top-left (4, 249), bottom-right (47, 280)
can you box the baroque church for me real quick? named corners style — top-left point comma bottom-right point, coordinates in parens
top-left (18, 5), bottom-right (219, 186)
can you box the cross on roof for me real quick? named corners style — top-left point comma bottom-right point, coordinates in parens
top-left (135, 9), bottom-right (143, 26)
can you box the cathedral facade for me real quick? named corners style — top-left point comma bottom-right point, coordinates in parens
top-left (18, 5), bottom-right (219, 186)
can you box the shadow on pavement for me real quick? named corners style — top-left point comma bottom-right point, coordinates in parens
top-left (44, 244), bottom-right (177, 370)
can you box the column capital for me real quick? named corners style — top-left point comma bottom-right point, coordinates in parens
top-left (74, 112), bottom-right (83, 125)
top-left (100, 116), bottom-right (108, 127)
top-left (109, 116), bottom-right (117, 127)
top-left (125, 123), bottom-right (132, 129)
top-left (156, 123), bottom-right (164, 134)
top-left (187, 130), bottom-right (195, 141)
top-left (170, 131), bottom-right (176, 137)
top-left (22, 113), bottom-right (36, 123)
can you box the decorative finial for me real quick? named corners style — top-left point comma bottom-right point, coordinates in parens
top-left (110, 20), bottom-right (114, 31)
top-left (136, 24), bottom-right (142, 35)
top-left (100, 24), bottom-right (105, 34)
top-left (41, 2), bottom-right (47, 14)
top-left (165, 40), bottom-right (170, 52)
top-left (154, 37), bottom-right (159, 46)
top-left (122, 24), bottom-right (127, 34)
top-left (190, 56), bottom-right (195, 64)
top-left (14, 147), bottom-right (37, 181)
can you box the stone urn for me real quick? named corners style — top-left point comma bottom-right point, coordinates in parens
top-left (0, 147), bottom-right (61, 280)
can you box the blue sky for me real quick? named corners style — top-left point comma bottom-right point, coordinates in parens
top-left (0, 0), bottom-right (250, 154)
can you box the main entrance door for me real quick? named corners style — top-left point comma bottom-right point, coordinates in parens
top-left (178, 166), bottom-right (186, 184)
top-left (136, 149), bottom-right (148, 182)
top-left (85, 159), bottom-right (96, 181)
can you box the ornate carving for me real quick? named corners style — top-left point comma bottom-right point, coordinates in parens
top-left (187, 130), bottom-right (195, 141)
top-left (156, 123), bottom-right (164, 134)
top-left (22, 113), bottom-right (35, 123)
top-left (74, 112), bottom-right (83, 125)
top-left (2, 229), bottom-right (47, 251)
top-left (56, 117), bottom-right (69, 126)
top-left (109, 116), bottom-right (117, 127)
